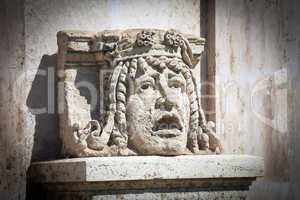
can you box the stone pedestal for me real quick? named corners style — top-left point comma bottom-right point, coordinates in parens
top-left (28, 155), bottom-right (263, 200)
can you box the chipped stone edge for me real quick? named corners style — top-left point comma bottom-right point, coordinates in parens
top-left (29, 155), bottom-right (264, 183)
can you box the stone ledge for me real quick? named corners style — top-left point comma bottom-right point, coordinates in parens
top-left (29, 155), bottom-right (264, 183)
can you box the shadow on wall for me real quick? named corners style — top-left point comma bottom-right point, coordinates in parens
top-left (74, 67), bottom-right (101, 121)
top-left (26, 54), bottom-right (61, 162)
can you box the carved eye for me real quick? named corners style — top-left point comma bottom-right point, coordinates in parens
top-left (141, 84), bottom-right (149, 90)
top-left (141, 82), bottom-right (153, 90)
top-left (169, 83), bottom-right (180, 89)
top-left (169, 81), bottom-right (183, 89)
top-left (168, 77), bottom-right (185, 90)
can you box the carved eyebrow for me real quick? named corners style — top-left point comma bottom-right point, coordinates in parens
top-left (168, 75), bottom-right (186, 85)
top-left (149, 70), bottom-right (160, 79)
top-left (136, 74), bottom-right (155, 86)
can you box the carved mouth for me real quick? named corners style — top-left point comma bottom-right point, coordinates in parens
top-left (152, 113), bottom-right (183, 138)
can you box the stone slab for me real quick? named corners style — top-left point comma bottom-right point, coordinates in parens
top-left (43, 190), bottom-right (249, 200)
top-left (29, 155), bottom-right (264, 183)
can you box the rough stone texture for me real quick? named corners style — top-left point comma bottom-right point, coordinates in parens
top-left (28, 155), bottom-right (263, 199)
top-left (29, 155), bottom-right (263, 182)
top-left (24, 0), bottom-right (200, 160)
top-left (214, 0), bottom-right (300, 199)
top-left (0, 1), bottom-right (201, 199)
top-left (0, 1), bottom-right (29, 200)
top-left (1, 0), bottom-right (299, 199)
top-left (56, 29), bottom-right (222, 157)
top-left (32, 189), bottom-right (249, 200)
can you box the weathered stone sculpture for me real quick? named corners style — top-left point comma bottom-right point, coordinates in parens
top-left (58, 29), bottom-right (222, 157)
top-left (29, 30), bottom-right (263, 200)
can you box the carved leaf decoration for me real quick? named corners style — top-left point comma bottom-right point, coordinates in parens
top-left (136, 30), bottom-right (155, 47)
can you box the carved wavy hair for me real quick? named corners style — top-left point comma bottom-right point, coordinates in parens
top-left (107, 55), bottom-right (207, 151)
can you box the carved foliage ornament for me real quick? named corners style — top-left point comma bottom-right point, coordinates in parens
top-left (164, 30), bottom-right (184, 48)
top-left (136, 30), bottom-right (155, 47)
top-left (62, 29), bottom-right (222, 157)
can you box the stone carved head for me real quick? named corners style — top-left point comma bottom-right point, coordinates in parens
top-left (117, 56), bottom-right (191, 155)
top-left (68, 29), bottom-right (222, 157)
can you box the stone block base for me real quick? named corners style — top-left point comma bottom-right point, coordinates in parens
top-left (28, 155), bottom-right (263, 200)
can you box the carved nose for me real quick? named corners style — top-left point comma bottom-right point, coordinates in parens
top-left (155, 97), bottom-right (174, 111)
top-left (156, 75), bottom-right (177, 111)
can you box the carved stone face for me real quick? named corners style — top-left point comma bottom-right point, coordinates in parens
top-left (126, 60), bottom-right (190, 155)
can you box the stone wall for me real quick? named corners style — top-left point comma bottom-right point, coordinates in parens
top-left (0, 1), bottom-right (27, 200)
top-left (214, 0), bottom-right (300, 199)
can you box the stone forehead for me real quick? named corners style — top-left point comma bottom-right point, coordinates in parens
top-left (117, 56), bottom-right (187, 79)
top-left (118, 58), bottom-right (190, 97)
